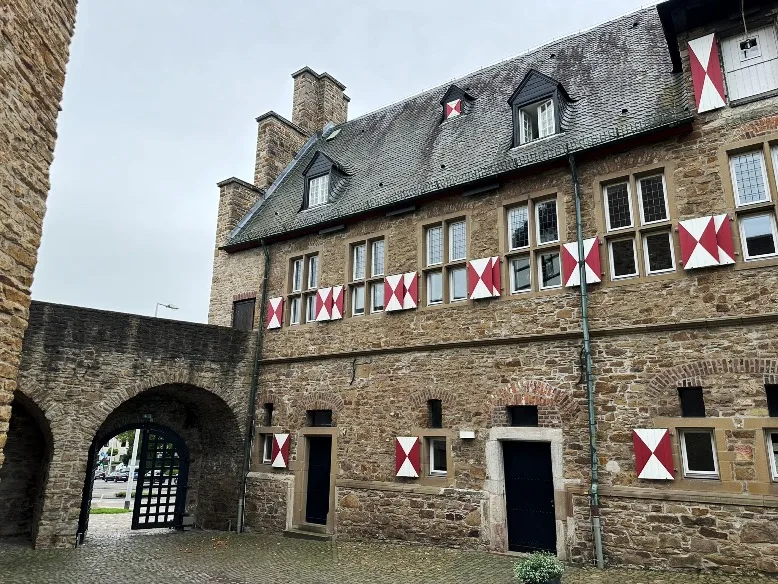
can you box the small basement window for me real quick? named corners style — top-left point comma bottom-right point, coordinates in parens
top-left (307, 410), bottom-right (333, 427)
top-left (428, 437), bottom-right (447, 476)
top-left (428, 399), bottom-right (443, 429)
top-left (507, 405), bottom-right (539, 427)
top-left (678, 387), bottom-right (706, 417)
top-left (680, 429), bottom-right (719, 478)
top-left (766, 385), bottom-right (778, 417)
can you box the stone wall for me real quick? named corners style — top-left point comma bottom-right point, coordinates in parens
top-left (15, 301), bottom-right (255, 547)
top-left (0, 0), bottom-right (78, 467)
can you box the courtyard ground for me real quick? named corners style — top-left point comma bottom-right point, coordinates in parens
top-left (0, 514), bottom-right (769, 584)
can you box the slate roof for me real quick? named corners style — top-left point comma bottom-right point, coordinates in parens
top-left (226, 6), bottom-right (692, 249)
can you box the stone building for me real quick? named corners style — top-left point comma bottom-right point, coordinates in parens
top-left (208, 0), bottom-right (778, 573)
top-left (0, 2), bottom-right (79, 467)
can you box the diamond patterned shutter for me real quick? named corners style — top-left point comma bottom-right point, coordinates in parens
top-left (315, 287), bottom-right (333, 321)
top-left (395, 436), bottom-right (421, 478)
top-left (679, 215), bottom-right (734, 269)
top-left (384, 274), bottom-right (404, 312)
top-left (561, 238), bottom-right (602, 287)
top-left (402, 272), bottom-right (418, 309)
top-left (444, 99), bottom-right (462, 119)
top-left (267, 297), bottom-right (284, 329)
top-left (688, 33), bottom-right (727, 113)
top-left (467, 257), bottom-right (501, 299)
top-left (330, 286), bottom-right (344, 320)
top-left (271, 433), bottom-right (290, 468)
top-left (633, 429), bottom-right (674, 480)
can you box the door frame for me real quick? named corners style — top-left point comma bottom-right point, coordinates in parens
top-left (292, 427), bottom-right (337, 534)
top-left (484, 427), bottom-right (567, 558)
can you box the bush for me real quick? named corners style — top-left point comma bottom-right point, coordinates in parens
top-left (513, 552), bottom-right (564, 583)
top-left (114, 490), bottom-right (136, 498)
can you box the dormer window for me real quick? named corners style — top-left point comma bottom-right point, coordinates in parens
top-left (440, 84), bottom-right (475, 122)
top-left (508, 70), bottom-right (569, 147)
top-left (307, 174), bottom-right (329, 207)
top-left (519, 98), bottom-right (555, 144)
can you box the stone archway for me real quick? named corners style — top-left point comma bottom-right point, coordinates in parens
top-left (0, 392), bottom-right (52, 545)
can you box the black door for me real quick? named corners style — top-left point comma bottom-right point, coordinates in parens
top-left (502, 441), bottom-right (556, 553)
top-left (305, 436), bottom-right (332, 525)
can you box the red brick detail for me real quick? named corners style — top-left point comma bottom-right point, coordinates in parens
top-left (233, 291), bottom-right (257, 302)
top-left (647, 358), bottom-right (778, 399)
top-left (732, 116), bottom-right (778, 142)
top-left (490, 380), bottom-right (582, 423)
top-left (408, 388), bottom-right (454, 408)
top-left (298, 391), bottom-right (344, 413)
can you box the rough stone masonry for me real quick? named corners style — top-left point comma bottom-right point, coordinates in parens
top-left (0, 1), bottom-right (79, 466)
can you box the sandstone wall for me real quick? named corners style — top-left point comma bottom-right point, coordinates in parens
top-left (0, 0), bottom-right (78, 466)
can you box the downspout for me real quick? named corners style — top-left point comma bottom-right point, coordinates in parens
top-left (237, 240), bottom-right (271, 533)
top-left (567, 150), bottom-right (604, 568)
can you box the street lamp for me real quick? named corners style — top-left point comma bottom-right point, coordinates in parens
top-left (154, 302), bottom-right (178, 317)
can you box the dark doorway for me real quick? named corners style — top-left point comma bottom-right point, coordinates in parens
top-left (77, 423), bottom-right (190, 542)
top-left (304, 436), bottom-right (332, 525)
top-left (502, 440), bottom-right (556, 553)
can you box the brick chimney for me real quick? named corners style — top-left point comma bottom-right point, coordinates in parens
top-left (291, 67), bottom-right (350, 135)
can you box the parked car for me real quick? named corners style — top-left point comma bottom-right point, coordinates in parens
top-left (93, 468), bottom-right (106, 481)
top-left (104, 469), bottom-right (129, 482)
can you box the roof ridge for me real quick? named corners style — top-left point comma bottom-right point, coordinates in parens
top-left (340, 3), bottom-right (660, 127)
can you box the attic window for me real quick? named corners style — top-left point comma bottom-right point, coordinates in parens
top-left (440, 84), bottom-right (474, 122)
top-left (519, 99), bottom-right (555, 144)
top-left (445, 99), bottom-right (462, 119)
top-left (307, 175), bottom-right (329, 207)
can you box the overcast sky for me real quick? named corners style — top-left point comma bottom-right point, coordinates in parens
top-left (33, 0), bottom-right (656, 323)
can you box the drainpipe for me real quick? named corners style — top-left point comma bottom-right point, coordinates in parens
top-left (237, 240), bottom-right (271, 533)
top-left (567, 150), bottom-right (604, 569)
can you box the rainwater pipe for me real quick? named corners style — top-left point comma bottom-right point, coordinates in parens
top-left (237, 240), bottom-right (271, 533)
top-left (567, 150), bottom-right (604, 568)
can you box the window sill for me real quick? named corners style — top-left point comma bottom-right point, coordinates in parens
top-left (728, 88), bottom-right (778, 108)
top-left (597, 270), bottom-right (680, 289)
top-left (733, 256), bottom-right (778, 271)
top-left (734, 200), bottom-right (774, 213)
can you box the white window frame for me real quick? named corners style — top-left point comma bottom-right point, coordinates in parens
top-left (767, 430), bottom-right (778, 482)
top-left (428, 437), bottom-right (447, 476)
top-left (537, 251), bottom-right (562, 290)
top-left (371, 240), bottom-right (385, 277)
top-left (509, 255), bottom-right (531, 294)
top-left (448, 221), bottom-right (467, 262)
top-left (307, 256), bottom-right (319, 290)
top-left (426, 271), bottom-right (443, 306)
top-left (534, 199), bottom-right (559, 245)
top-left (538, 99), bottom-right (555, 139)
top-left (603, 181), bottom-right (635, 232)
top-left (608, 237), bottom-right (639, 280)
top-left (291, 259), bottom-right (303, 293)
top-left (290, 297), bottom-right (301, 326)
top-left (426, 226), bottom-right (443, 266)
top-left (507, 205), bottom-right (530, 251)
top-left (739, 212), bottom-right (778, 261)
top-left (305, 295), bottom-right (316, 323)
top-left (730, 151), bottom-right (771, 208)
top-left (307, 174), bottom-right (329, 208)
top-left (680, 429), bottom-right (720, 479)
top-left (353, 243), bottom-right (366, 281)
top-left (519, 109), bottom-right (533, 144)
top-left (636, 174), bottom-right (670, 226)
top-left (351, 284), bottom-right (365, 316)
top-left (642, 231), bottom-right (676, 275)
top-left (448, 266), bottom-right (467, 302)
top-left (370, 281), bottom-right (384, 314)
top-left (262, 434), bottom-right (273, 464)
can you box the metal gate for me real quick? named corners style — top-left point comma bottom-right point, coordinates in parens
top-left (132, 427), bottom-right (189, 529)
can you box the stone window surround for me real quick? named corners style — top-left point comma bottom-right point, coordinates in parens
top-left (591, 161), bottom-right (680, 288)
top-left (344, 231), bottom-right (389, 320)
top-left (416, 211), bottom-right (471, 310)
top-left (653, 416), bottom-right (778, 495)
top-left (411, 428), bottom-right (456, 487)
top-left (252, 425), bottom-right (282, 470)
top-left (496, 189), bottom-right (567, 297)
top-left (285, 249), bottom-right (321, 327)
top-left (719, 132), bottom-right (778, 270)
top-left (289, 426), bottom-right (338, 534)
top-left (483, 427), bottom-right (568, 558)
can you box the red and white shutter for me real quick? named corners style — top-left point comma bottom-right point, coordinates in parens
top-left (395, 436), bottom-right (421, 478)
top-left (384, 274), bottom-right (404, 312)
top-left (632, 429), bottom-right (674, 480)
top-left (468, 257), bottom-right (501, 299)
top-left (561, 238), bottom-right (602, 287)
top-left (315, 287), bottom-right (333, 321)
top-left (679, 215), bottom-right (734, 269)
top-left (267, 297), bottom-right (283, 329)
top-left (271, 433), bottom-right (290, 469)
top-left (402, 272), bottom-right (418, 309)
top-left (331, 286), bottom-right (344, 320)
top-left (688, 33), bottom-right (727, 113)
top-left (444, 99), bottom-right (462, 119)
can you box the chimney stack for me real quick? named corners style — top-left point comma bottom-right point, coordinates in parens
top-left (291, 67), bottom-right (349, 135)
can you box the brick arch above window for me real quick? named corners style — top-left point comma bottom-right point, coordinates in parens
top-left (490, 380), bottom-right (583, 426)
top-left (298, 391), bottom-right (344, 413)
top-left (408, 388), bottom-right (454, 408)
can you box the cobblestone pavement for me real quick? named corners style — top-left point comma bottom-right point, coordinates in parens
top-left (0, 515), bottom-right (770, 584)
